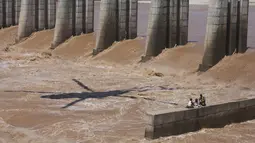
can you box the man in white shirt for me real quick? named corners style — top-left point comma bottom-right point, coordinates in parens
top-left (186, 98), bottom-right (194, 108)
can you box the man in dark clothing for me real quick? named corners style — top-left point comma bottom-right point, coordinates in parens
top-left (199, 94), bottom-right (206, 106)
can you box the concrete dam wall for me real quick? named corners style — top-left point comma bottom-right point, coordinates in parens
top-left (17, 0), bottom-right (57, 41)
top-left (15, 0), bottom-right (94, 46)
top-left (93, 0), bottom-right (138, 55)
top-left (52, 0), bottom-right (94, 48)
top-left (0, 0), bottom-right (21, 28)
top-left (145, 98), bottom-right (255, 139)
top-left (0, 0), bottom-right (251, 71)
top-left (200, 0), bottom-right (249, 71)
top-left (144, 0), bottom-right (189, 58)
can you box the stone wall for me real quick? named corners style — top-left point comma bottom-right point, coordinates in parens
top-left (145, 98), bottom-right (255, 139)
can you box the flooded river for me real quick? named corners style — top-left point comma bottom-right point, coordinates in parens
top-left (0, 2), bottom-right (255, 143)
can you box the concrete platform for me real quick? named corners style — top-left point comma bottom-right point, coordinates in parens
top-left (145, 98), bottom-right (255, 139)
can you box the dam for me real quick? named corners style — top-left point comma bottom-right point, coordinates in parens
top-left (1, 1), bottom-right (255, 141)
top-left (0, 0), bottom-right (251, 70)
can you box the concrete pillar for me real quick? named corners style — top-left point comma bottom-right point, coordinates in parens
top-left (5, 0), bottom-right (14, 27)
top-left (70, 0), bottom-right (75, 35)
top-left (118, 0), bottom-right (127, 41)
top-left (93, 0), bottom-right (117, 55)
top-left (226, 0), bottom-right (238, 55)
top-left (237, 0), bottom-right (249, 53)
top-left (167, 0), bottom-right (189, 48)
top-left (128, 0), bottom-right (138, 39)
top-left (85, 0), bottom-right (94, 33)
top-left (38, 0), bottom-right (46, 30)
top-left (200, 0), bottom-right (228, 71)
top-left (179, 0), bottom-right (189, 45)
top-left (168, 0), bottom-right (178, 48)
top-left (34, 0), bottom-right (39, 30)
top-left (48, 0), bottom-right (56, 29)
top-left (17, 0), bottom-right (35, 41)
top-left (15, 0), bottom-right (21, 25)
top-left (144, 0), bottom-right (189, 59)
top-left (0, 0), bottom-right (3, 28)
top-left (51, 0), bottom-right (72, 48)
top-left (117, 0), bottom-right (138, 41)
top-left (75, 0), bottom-right (83, 35)
top-left (144, 0), bottom-right (168, 57)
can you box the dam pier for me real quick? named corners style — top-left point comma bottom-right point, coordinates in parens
top-left (93, 0), bottom-right (138, 55)
top-left (0, 0), bottom-right (255, 141)
top-left (0, 0), bottom-right (250, 70)
top-left (0, 0), bottom-right (21, 28)
top-left (144, 0), bottom-right (189, 59)
top-left (200, 0), bottom-right (249, 71)
top-left (52, 0), bottom-right (94, 48)
top-left (17, 0), bottom-right (57, 41)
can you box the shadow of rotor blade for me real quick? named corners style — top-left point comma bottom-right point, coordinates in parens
top-left (4, 90), bottom-right (59, 94)
top-left (61, 98), bottom-right (85, 109)
top-left (72, 79), bottom-right (94, 92)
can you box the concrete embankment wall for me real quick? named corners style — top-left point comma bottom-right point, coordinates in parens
top-left (145, 98), bottom-right (255, 139)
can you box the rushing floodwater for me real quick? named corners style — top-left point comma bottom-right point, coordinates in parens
top-left (0, 2), bottom-right (255, 143)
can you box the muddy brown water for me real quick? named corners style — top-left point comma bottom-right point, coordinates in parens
top-left (0, 3), bottom-right (255, 143)
top-left (1, 58), bottom-right (255, 143)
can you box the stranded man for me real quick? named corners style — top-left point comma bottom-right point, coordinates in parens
top-left (199, 94), bottom-right (206, 106)
top-left (186, 98), bottom-right (194, 108)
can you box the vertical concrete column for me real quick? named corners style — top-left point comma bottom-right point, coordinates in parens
top-left (128, 0), bottom-right (138, 39)
top-left (70, 1), bottom-right (75, 35)
top-left (168, 0), bottom-right (178, 48)
top-left (179, 0), bottom-right (189, 45)
top-left (2, 0), bottom-right (5, 27)
top-left (200, 0), bottom-right (228, 71)
top-left (144, 0), bottom-right (168, 57)
top-left (34, 0), bottom-right (39, 30)
top-left (5, 0), bottom-right (14, 26)
top-left (237, 0), bottom-right (249, 53)
top-left (85, 0), bottom-right (94, 33)
top-left (48, 0), bottom-right (56, 29)
top-left (118, 0), bottom-right (127, 41)
top-left (116, 0), bottom-right (138, 40)
top-left (75, 0), bottom-right (83, 35)
top-left (227, 0), bottom-right (238, 55)
top-left (15, 0), bottom-right (21, 25)
top-left (0, 0), bottom-right (3, 28)
top-left (38, 0), bottom-right (46, 30)
top-left (93, 0), bottom-right (117, 55)
top-left (52, 0), bottom-right (72, 48)
top-left (17, 0), bottom-right (35, 41)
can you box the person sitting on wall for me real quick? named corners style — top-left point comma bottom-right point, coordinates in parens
top-left (194, 98), bottom-right (200, 107)
top-left (199, 94), bottom-right (206, 106)
top-left (186, 98), bottom-right (194, 108)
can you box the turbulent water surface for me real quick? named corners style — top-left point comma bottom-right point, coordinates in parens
top-left (0, 3), bottom-right (255, 143)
